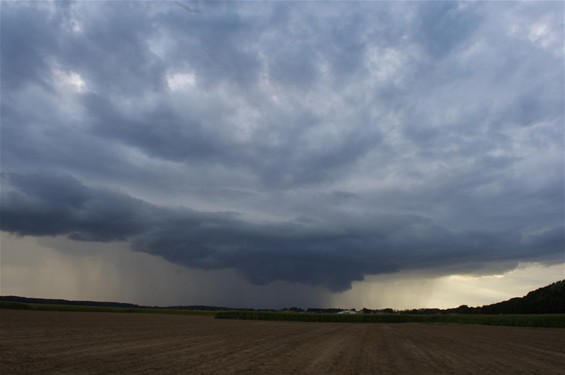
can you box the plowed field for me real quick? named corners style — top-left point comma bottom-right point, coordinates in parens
top-left (1, 309), bottom-right (564, 374)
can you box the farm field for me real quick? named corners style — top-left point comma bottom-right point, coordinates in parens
top-left (1, 309), bottom-right (564, 374)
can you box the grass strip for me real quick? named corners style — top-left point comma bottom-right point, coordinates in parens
top-left (215, 311), bottom-right (565, 328)
top-left (0, 301), bottom-right (217, 316)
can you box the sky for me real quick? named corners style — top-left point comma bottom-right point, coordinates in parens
top-left (1, 0), bottom-right (563, 309)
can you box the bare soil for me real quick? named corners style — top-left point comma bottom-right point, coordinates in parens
top-left (1, 309), bottom-right (564, 374)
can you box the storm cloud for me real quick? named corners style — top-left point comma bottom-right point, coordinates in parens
top-left (2, 171), bottom-right (562, 291)
top-left (1, 1), bottom-right (563, 292)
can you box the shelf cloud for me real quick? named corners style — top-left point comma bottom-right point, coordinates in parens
top-left (1, 1), bottom-right (563, 294)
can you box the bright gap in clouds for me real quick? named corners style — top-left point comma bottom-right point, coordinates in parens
top-left (332, 264), bottom-right (565, 310)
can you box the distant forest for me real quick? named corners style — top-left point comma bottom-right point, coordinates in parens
top-left (460, 279), bottom-right (565, 315)
top-left (391, 280), bottom-right (565, 315)
top-left (1, 280), bottom-right (564, 314)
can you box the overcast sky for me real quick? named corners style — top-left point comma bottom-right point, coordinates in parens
top-left (1, 1), bottom-right (563, 309)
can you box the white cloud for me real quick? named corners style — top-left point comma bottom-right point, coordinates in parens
top-left (53, 68), bottom-right (86, 93)
top-left (166, 71), bottom-right (196, 91)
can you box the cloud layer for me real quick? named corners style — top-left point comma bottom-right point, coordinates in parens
top-left (1, 1), bottom-right (563, 291)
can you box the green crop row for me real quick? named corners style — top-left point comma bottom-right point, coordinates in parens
top-left (3, 301), bottom-right (564, 327)
top-left (215, 311), bottom-right (565, 328)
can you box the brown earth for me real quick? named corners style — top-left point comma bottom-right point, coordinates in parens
top-left (1, 309), bottom-right (564, 374)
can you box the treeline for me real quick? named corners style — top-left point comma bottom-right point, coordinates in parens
top-left (474, 280), bottom-right (565, 314)
top-left (0, 296), bottom-right (140, 309)
top-left (0, 296), bottom-right (236, 312)
top-left (372, 280), bottom-right (565, 315)
top-left (285, 280), bottom-right (565, 315)
top-left (2, 280), bottom-right (563, 314)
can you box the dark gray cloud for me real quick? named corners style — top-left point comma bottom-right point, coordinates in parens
top-left (1, 1), bottom-right (563, 293)
top-left (414, 1), bottom-right (480, 58)
top-left (0, 4), bottom-right (54, 90)
top-left (1, 172), bottom-right (562, 291)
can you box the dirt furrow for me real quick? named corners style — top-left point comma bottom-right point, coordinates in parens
top-left (1, 310), bottom-right (564, 374)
